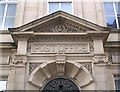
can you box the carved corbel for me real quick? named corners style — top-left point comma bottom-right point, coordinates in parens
top-left (55, 54), bottom-right (66, 75)
top-left (13, 55), bottom-right (27, 65)
top-left (93, 56), bottom-right (109, 64)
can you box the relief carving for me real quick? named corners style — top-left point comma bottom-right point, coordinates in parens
top-left (29, 63), bottom-right (40, 74)
top-left (13, 56), bottom-right (27, 64)
top-left (93, 56), bottom-right (109, 64)
top-left (30, 42), bottom-right (92, 54)
top-left (79, 62), bottom-right (92, 73)
top-left (35, 23), bottom-right (88, 33)
top-left (28, 36), bottom-right (92, 42)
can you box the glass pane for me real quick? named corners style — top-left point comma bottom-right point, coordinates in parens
top-left (118, 16), bottom-right (120, 28)
top-left (0, 81), bottom-right (7, 91)
top-left (0, 4), bottom-right (5, 17)
top-left (116, 2), bottom-right (120, 15)
top-left (115, 80), bottom-right (120, 90)
top-left (0, 17), bottom-right (3, 29)
top-left (49, 2), bottom-right (59, 14)
top-left (61, 2), bottom-right (72, 14)
top-left (4, 17), bottom-right (15, 29)
top-left (8, 0), bottom-right (17, 1)
top-left (106, 17), bottom-right (117, 28)
top-left (104, 3), bottom-right (115, 15)
top-left (6, 4), bottom-right (16, 17)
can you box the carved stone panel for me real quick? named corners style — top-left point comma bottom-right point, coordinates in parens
top-left (29, 42), bottom-right (92, 54)
top-left (29, 63), bottom-right (40, 74)
top-left (79, 62), bottom-right (92, 73)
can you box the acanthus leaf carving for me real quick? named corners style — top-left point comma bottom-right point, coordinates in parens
top-left (13, 55), bottom-right (27, 65)
top-left (93, 56), bottom-right (109, 64)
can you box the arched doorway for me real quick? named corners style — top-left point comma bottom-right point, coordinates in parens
top-left (42, 77), bottom-right (80, 92)
top-left (28, 61), bottom-right (94, 90)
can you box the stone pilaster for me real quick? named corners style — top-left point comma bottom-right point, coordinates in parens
top-left (12, 35), bottom-right (28, 90)
top-left (7, 63), bottom-right (15, 90)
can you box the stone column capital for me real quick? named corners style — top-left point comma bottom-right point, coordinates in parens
top-left (93, 56), bottom-right (109, 64)
top-left (13, 55), bottom-right (27, 65)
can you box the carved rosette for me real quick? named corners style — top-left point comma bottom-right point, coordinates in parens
top-left (93, 56), bottom-right (109, 64)
top-left (55, 54), bottom-right (66, 75)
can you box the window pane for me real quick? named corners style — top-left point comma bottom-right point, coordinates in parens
top-left (115, 80), bottom-right (120, 90)
top-left (49, 2), bottom-right (59, 14)
top-left (104, 3), bottom-right (115, 15)
top-left (0, 81), bottom-right (7, 91)
top-left (8, 0), bottom-right (17, 1)
top-left (4, 17), bottom-right (15, 29)
top-left (0, 4), bottom-right (5, 17)
top-left (0, 4), bottom-right (5, 29)
top-left (106, 17), bottom-right (117, 28)
top-left (116, 2), bottom-right (120, 14)
top-left (61, 2), bottom-right (72, 14)
top-left (118, 16), bottom-right (120, 28)
top-left (0, 17), bottom-right (3, 29)
top-left (6, 4), bottom-right (16, 17)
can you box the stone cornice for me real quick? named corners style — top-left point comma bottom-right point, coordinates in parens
top-left (9, 11), bottom-right (111, 33)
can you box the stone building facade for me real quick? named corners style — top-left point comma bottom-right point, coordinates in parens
top-left (0, 0), bottom-right (120, 91)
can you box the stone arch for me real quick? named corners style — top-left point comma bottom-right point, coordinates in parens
top-left (28, 61), bottom-right (94, 89)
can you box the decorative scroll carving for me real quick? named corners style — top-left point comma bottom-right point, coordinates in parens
top-left (27, 44), bottom-right (31, 52)
top-left (79, 62), bottom-right (92, 73)
top-left (108, 54), bottom-right (113, 64)
top-left (89, 43), bottom-right (94, 52)
top-left (30, 42), bottom-right (91, 54)
top-left (93, 56), bottom-right (109, 64)
top-left (29, 63), bottom-right (40, 74)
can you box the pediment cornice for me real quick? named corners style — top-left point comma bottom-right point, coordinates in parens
top-left (9, 11), bottom-right (111, 33)
top-left (9, 11), bottom-right (110, 43)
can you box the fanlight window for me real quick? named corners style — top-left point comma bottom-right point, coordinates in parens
top-left (42, 77), bottom-right (80, 92)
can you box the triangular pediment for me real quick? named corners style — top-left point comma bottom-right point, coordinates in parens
top-left (9, 11), bottom-right (110, 33)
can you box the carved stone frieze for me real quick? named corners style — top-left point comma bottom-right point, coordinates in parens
top-left (28, 36), bottom-right (92, 42)
top-left (39, 24), bottom-right (86, 33)
top-left (79, 62), bottom-right (92, 73)
top-left (91, 34), bottom-right (107, 40)
top-left (14, 35), bottom-right (29, 41)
